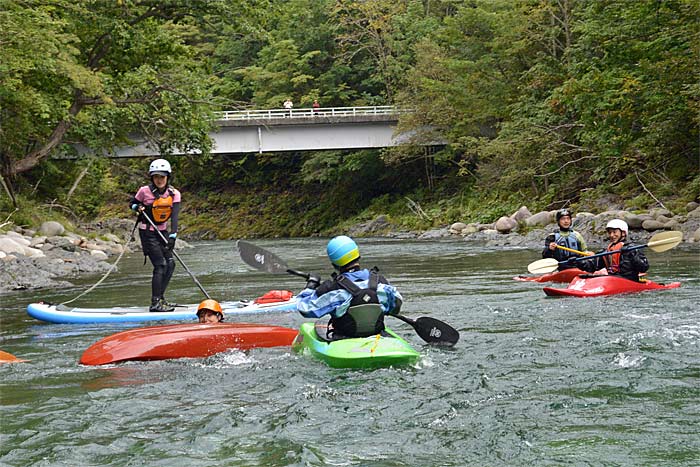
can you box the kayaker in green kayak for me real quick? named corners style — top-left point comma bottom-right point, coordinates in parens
top-left (542, 209), bottom-right (590, 270)
top-left (571, 219), bottom-right (649, 282)
top-left (296, 235), bottom-right (403, 340)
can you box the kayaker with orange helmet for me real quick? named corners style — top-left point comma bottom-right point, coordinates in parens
top-left (197, 299), bottom-right (224, 323)
top-left (129, 158), bottom-right (182, 312)
top-left (575, 219), bottom-right (649, 281)
top-left (296, 236), bottom-right (403, 340)
top-left (542, 208), bottom-right (589, 270)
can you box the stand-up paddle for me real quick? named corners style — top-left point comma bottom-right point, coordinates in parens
top-left (528, 230), bottom-right (683, 274)
top-left (237, 240), bottom-right (460, 347)
top-left (140, 211), bottom-right (211, 299)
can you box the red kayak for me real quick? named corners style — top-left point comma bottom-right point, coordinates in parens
top-left (80, 323), bottom-right (298, 365)
top-left (0, 350), bottom-right (28, 364)
top-left (543, 275), bottom-right (681, 297)
top-left (514, 268), bottom-right (589, 283)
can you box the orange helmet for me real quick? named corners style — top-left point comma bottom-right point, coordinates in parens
top-left (197, 299), bottom-right (223, 318)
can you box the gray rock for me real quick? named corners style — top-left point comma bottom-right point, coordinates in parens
top-left (449, 222), bottom-right (467, 234)
top-left (650, 208), bottom-right (673, 218)
top-left (510, 206), bottom-right (532, 223)
top-left (686, 201), bottom-right (699, 212)
top-left (495, 216), bottom-right (517, 233)
top-left (46, 236), bottom-right (77, 251)
top-left (525, 211), bottom-right (552, 227)
top-left (687, 206), bottom-right (700, 219)
top-left (622, 213), bottom-right (645, 230)
top-left (642, 219), bottom-right (666, 231)
top-left (694, 228), bottom-right (700, 242)
top-left (38, 221), bottom-right (65, 236)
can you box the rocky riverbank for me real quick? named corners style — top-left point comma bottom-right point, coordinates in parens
top-left (3, 204), bottom-right (698, 294)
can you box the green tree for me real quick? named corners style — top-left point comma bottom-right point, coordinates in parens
top-left (0, 0), bottom-right (220, 205)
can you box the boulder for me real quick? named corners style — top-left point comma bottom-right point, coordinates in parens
top-left (0, 237), bottom-right (26, 255)
top-left (687, 206), bottom-right (700, 219)
top-left (649, 208), bottom-right (673, 218)
top-left (449, 222), bottom-right (467, 235)
top-left (641, 219), bottom-right (666, 231)
top-left (495, 216), bottom-right (517, 233)
top-left (622, 213), bottom-right (645, 230)
top-left (39, 221), bottom-right (65, 237)
top-left (462, 223), bottom-right (479, 235)
top-left (510, 206), bottom-right (532, 223)
top-left (694, 228), bottom-right (700, 243)
top-left (686, 201), bottom-right (699, 212)
top-left (525, 211), bottom-right (552, 227)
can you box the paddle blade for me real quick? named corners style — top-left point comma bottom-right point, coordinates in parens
top-left (237, 240), bottom-right (289, 274)
top-left (647, 230), bottom-right (682, 252)
top-left (413, 317), bottom-right (460, 346)
top-left (527, 258), bottom-right (559, 274)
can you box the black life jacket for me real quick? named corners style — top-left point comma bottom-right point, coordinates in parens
top-left (331, 269), bottom-right (384, 338)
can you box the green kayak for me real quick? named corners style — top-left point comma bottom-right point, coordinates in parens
top-left (292, 322), bottom-right (420, 369)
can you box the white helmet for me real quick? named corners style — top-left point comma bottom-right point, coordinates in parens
top-left (606, 219), bottom-right (628, 235)
top-left (149, 158), bottom-right (171, 176)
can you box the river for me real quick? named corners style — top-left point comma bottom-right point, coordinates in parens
top-left (1, 238), bottom-right (699, 466)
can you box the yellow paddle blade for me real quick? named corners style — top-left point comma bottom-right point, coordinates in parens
top-left (647, 230), bottom-right (683, 252)
top-left (527, 258), bottom-right (559, 274)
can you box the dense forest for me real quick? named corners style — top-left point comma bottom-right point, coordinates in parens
top-left (1, 0), bottom-right (698, 238)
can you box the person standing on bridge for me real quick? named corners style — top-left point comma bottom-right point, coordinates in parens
top-left (312, 99), bottom-right (320, 114)
top-left (283, 98), bottom-right (293, 117)
top-left (129, 158), bottom-right (181, 312)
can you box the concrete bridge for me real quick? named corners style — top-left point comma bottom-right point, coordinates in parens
top-left (86, 106), bottom-right (440, 158)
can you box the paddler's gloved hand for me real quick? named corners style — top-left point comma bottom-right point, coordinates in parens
top-left (305, 273), bottom-right (321, 289)
top-left (131, 203), bottom-right (145, 213)
top-left (167, 233), bottom-right (177, 250)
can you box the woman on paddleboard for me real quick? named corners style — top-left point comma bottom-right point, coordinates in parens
top-left (130, 159), bottom-right (181, 312)
top-left (542, 209), bottom-right (589, 270)
top-left (296, 236), bottom-right (403, 339)
top-left (574, 219), bottom-right (649, 282)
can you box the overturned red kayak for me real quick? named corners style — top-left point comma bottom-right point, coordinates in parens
top-left (0, 350), bottom-right (28, 364)
top-left (543, 275), bottom-right (681, 297)
top-left (514, 268), bottom-right (588, 283)
top-left (80, 323), bottom-right (298, 365)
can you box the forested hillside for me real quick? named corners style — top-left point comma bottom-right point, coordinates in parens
top-left (1, 0), bottom-right (697, 237)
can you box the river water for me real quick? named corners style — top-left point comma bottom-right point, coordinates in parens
top-left (1, 238), bottom-right (699, 466)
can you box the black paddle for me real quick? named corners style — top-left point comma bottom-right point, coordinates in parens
top-left (237, 240), bottom-right (460, 347)
top-left (139, 210), bottom-right (212, 299)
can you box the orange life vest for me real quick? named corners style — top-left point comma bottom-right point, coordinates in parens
top-left (253, 290), bottom-right (293, 304)
top-left (151, 193), bottom-right (173, 224)
top-left (603, 242), bottom-right (624, 274)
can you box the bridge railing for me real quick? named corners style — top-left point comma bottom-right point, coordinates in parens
top-left (216, 105), bottom-right (406, 121)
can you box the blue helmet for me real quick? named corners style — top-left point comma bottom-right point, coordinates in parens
top-left (327, 235), bottom-right (360, 268)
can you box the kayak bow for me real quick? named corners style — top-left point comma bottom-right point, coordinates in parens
top-left (292, 322), bottom-right (420, 369)
top-left (514, 268), bottom-right (589, 283)
top-left (543, 275), bottom-right (681, 297)
top-left (80, 323), bottom-right (298, 365)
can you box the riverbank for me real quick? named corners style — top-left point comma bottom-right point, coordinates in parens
top-left (2, 205), bottom-right (699, 294)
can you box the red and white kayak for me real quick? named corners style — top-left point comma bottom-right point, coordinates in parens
top-left (0, 350), bottom-right (28, 364)
top-left (514, 268), bottom-right (589, 283)
top-left (80, 323), bottom-right (298, 365)
top-left (543, 275), bottom-right (681, 298)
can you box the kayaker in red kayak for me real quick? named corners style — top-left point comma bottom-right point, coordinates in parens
top-left (129, 158), bottom-right (182, 313)
top-left (542, 209), bottom-right (590, 270)
top-left (573, 219), bottom-right (649, 282)
top-left (197, 299), bottom-right (224, 323)
top-left (296, 236), bottom-right (403, 340)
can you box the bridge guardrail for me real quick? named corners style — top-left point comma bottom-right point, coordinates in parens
top-left (216, 105), bottom-right (408, 121)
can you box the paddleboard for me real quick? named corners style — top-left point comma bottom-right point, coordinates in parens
top-left (27, 295), bottom-right (297, 324)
